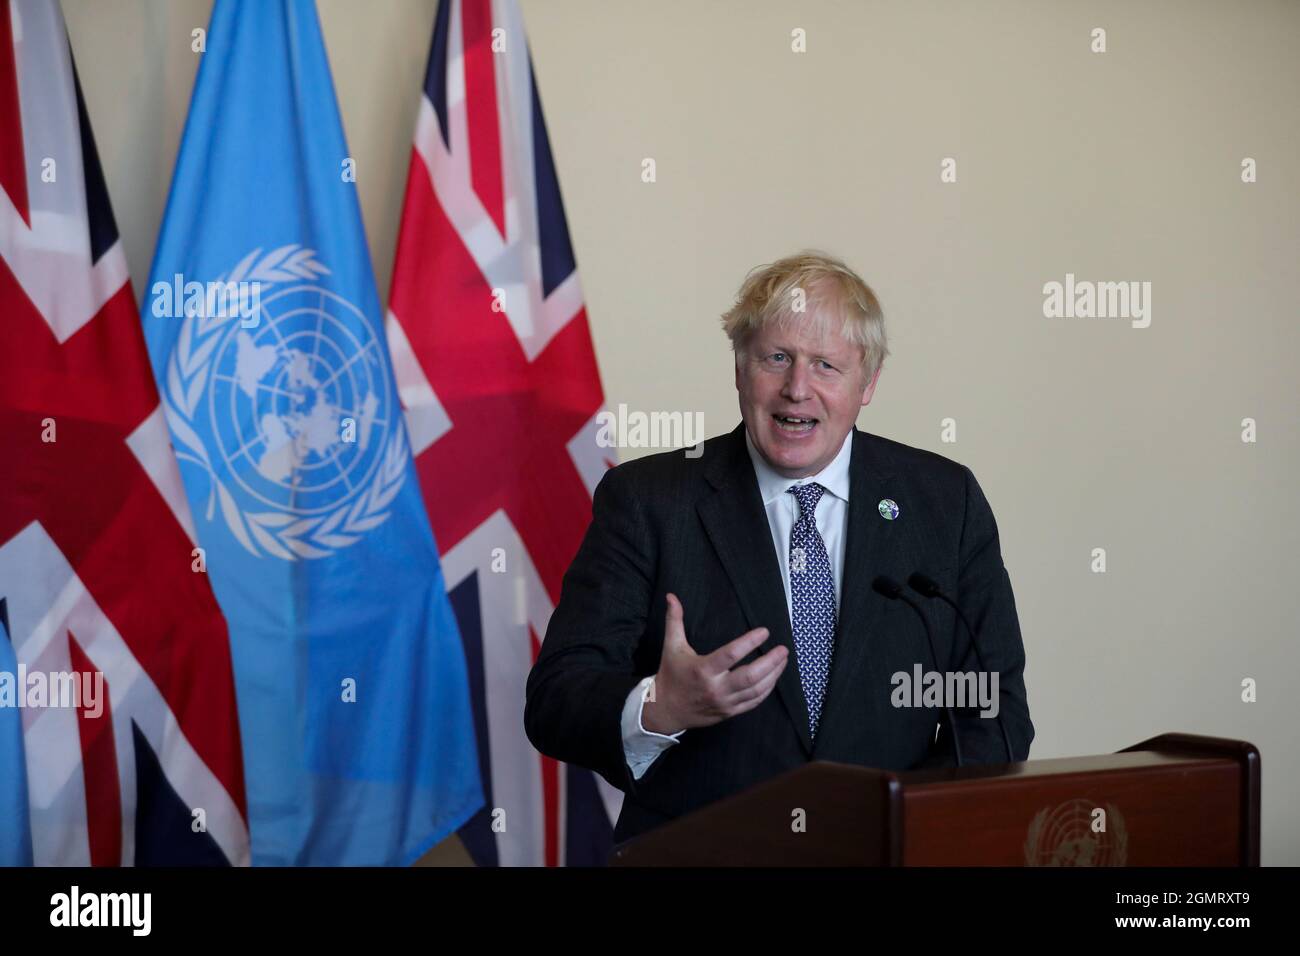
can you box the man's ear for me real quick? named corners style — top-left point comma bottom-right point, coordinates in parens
top-left (734, 353), bottom-right (742, 391)
top-left (860, 365), bottom-right (883, 407)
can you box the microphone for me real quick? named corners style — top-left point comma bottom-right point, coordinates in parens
top-left (871, 576), bottom-right (964, 768)
top-left (907, 571), bottom-right (1015, 763)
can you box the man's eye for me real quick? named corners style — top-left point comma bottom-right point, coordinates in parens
top-left (769, 353), bottom-right (789, 364)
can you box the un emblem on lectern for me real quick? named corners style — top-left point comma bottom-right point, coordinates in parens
top-left (1024, 798), bottom-right (1129, 866)
top-left (164, 246), bottom-right (407, 561)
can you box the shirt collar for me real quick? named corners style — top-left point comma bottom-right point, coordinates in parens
top-left (744, 426), bottom-right (853, 507)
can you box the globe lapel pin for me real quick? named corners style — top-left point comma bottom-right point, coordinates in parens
top-left (878, 498), bottom-right (900, 521)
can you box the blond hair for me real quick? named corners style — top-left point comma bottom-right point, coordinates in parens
top-left (720, 251), bottom-right (888, 381)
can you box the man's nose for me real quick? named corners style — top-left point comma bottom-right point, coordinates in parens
top-left (782, 364), bottom-right (812, 403)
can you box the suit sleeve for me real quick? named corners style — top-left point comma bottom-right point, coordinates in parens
top-left (524, 464), bottom-right (659, 796)
top-left (926, 465), bottom-right (1034, 766)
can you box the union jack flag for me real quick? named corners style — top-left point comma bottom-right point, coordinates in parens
top-left (386, 0), bottom-right (618, 866)
top-left (0, 0), bottom-right (248, 865)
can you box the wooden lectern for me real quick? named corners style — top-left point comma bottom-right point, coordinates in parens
top-left (610, 734), bottom-right (1259, 866)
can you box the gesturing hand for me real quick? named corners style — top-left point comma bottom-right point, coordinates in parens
top-left (641, 593), bottom-right (789, 735)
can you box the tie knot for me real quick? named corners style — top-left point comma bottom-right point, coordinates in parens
top-left (788, 482), bottom-right (826, 522)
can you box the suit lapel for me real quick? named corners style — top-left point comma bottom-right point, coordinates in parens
top-left (814, 428), bottom-right (901, 753)
top-left (696, 425), bottom-right (813, 755)
top-left (696, 425), bottom-right (908, 757)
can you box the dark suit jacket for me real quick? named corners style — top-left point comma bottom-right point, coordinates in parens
top-left (524, 423), bottom-right (1033, 845)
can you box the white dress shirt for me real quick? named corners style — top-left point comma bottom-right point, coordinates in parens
top-left (620, 429), bottom-right (854, 779)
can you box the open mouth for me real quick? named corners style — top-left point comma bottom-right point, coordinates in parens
top-left (772, 413), bottom-right (818, 434)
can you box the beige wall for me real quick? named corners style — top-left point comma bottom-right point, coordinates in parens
top-left (62, 0), bottom-right (1299, 864)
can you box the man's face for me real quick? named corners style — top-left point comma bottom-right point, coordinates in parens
top-left (735, 312), bottom-right (880, 479)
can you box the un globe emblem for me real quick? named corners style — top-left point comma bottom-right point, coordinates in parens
top-left (164, 246), bottom-right (408, 560)
top-left (210, 285), bottom-right (388, 512)
top-left (1024, 798), bottom-right (1128, 866)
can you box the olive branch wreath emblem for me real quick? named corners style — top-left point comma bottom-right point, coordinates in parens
top-left (162, 244), bottom-right (407, 560)
top-left (1024, 800), bottom-right (1129, 866)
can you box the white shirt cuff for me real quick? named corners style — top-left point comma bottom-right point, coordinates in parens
top-left (621, 676), bottom-right (684, 780)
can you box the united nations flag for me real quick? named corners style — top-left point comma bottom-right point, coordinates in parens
top-left (140, 0), bottom-right (483, 865)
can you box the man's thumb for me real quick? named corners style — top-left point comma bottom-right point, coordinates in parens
top-left (663, 593), bottom-right (688, 649)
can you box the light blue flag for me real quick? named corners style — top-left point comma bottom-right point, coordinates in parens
top-left (0, 607), bottom-right (33, 867)
top-left (141, 0), bottom-right (483, 865)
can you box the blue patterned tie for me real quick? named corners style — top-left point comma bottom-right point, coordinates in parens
top-left (788, 482), bottom-right (837, 739)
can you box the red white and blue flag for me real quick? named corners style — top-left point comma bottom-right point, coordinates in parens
top-left (387, 0), bottom-right (618, 866)
top-left (0, 0), bottom-right (248, 865)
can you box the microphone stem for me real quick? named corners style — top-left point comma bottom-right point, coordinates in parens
top-left (933, 591), bottom-right (1015, 763)
top-left (898, 594), bottom-right (964, 769)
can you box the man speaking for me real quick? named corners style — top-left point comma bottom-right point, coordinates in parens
top-left (525, 252), bottom-right (1033, 845)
